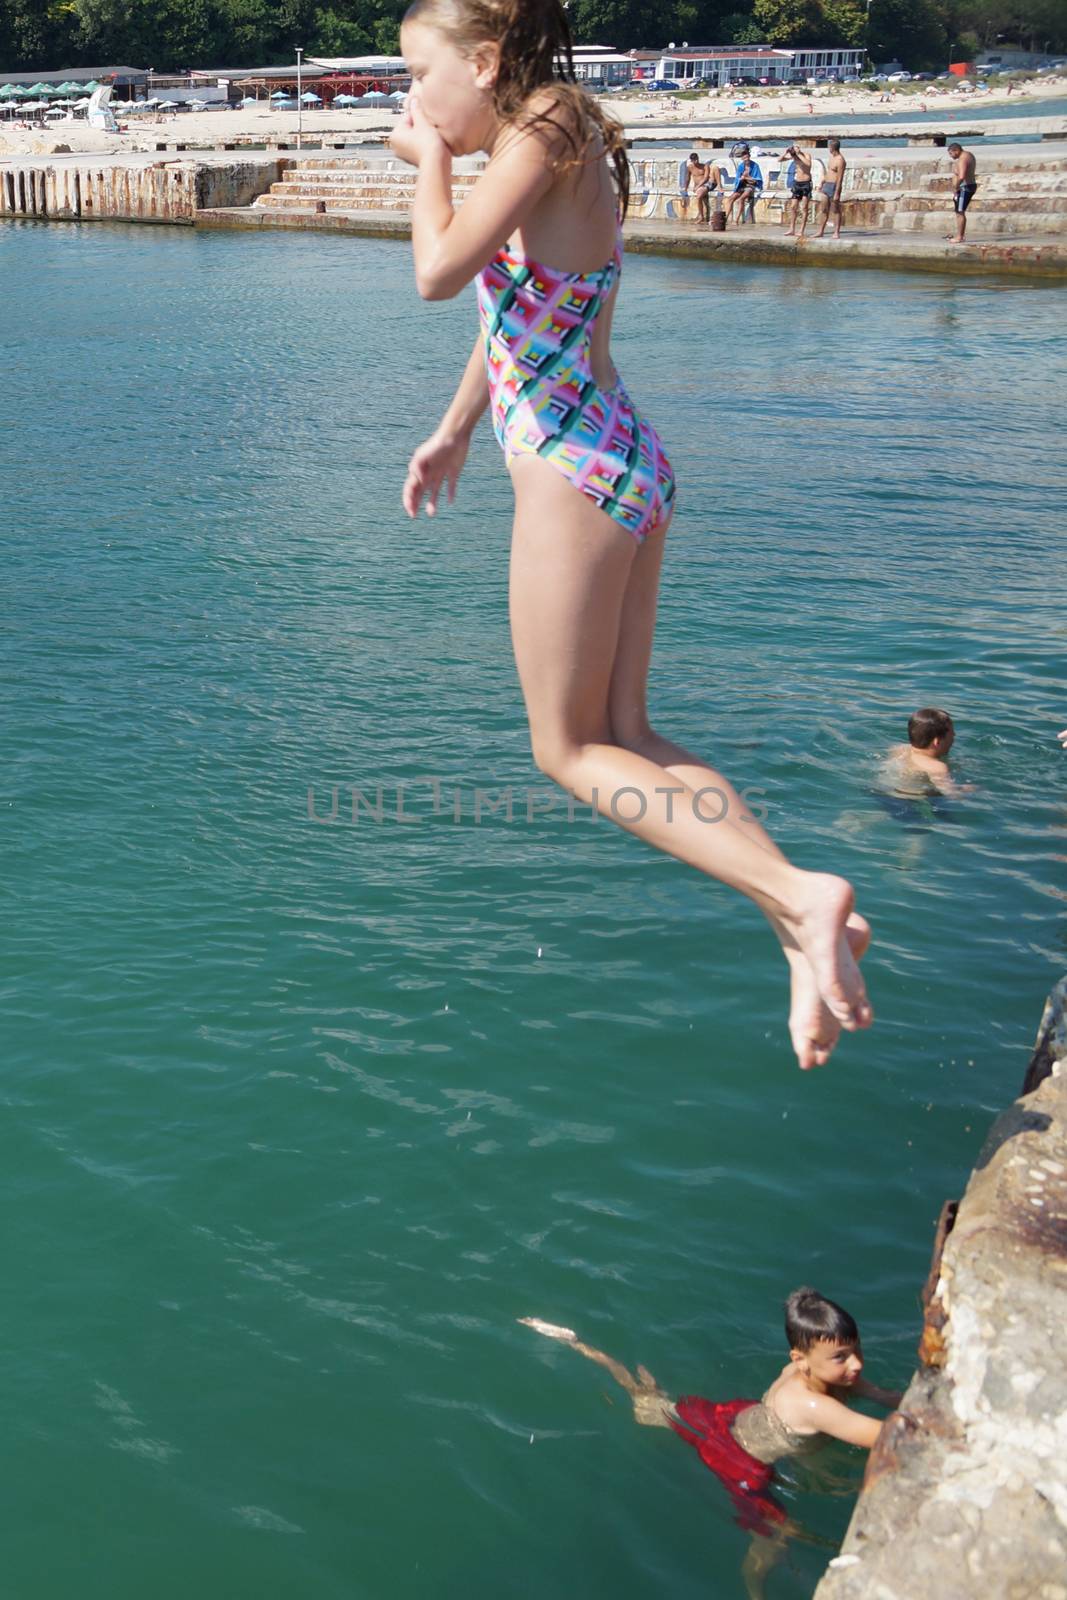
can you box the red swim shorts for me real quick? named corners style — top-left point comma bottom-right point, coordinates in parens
top-left (671, 1396), bottom-right (788, 1536)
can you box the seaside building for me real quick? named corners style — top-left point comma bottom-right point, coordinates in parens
top-left (189, 57), bottom-right (408, 101)
top-left (629, 45), bottom-right (865, 84)
top-left (570, 45), bottom-right (635, 86)
top-left (0, 65), bottom-right (147, 99)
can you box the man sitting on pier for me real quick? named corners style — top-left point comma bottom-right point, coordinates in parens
top-left (682, 152), bottom-right (720, 225)
top-left (726, 147), bottom-right (763, 226)
top-left (947, 143), bottom-right (978, 244)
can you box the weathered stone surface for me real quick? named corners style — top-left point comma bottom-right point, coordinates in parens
top-left (815, 977), bottom-right (1067, 1600)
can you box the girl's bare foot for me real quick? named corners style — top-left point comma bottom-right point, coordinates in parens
top-left (785, 914), bottom-right (871, 1070)
top-left (519, 1317), bottom-right (576, 1342)
top-left (781, 874), bottom-right (873, 1032)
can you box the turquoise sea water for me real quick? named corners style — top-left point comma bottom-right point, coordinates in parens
top-left (3, 221), bottom-right (1066, 1599)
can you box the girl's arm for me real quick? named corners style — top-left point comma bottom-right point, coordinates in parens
top-left (401, 335), bottom-right (488, 520)
top-left (438, 333), bottom-right (490, 439)
top-left (391, 98), bottom-right (558, 301)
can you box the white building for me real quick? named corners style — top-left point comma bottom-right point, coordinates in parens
top-left (630, 44), bottom-right (865, 86)
top-left (569, 45), bottom-right (634, 86)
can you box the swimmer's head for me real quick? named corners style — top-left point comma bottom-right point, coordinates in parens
top-left (401, 0), bottom-right (629, 207)
top-left (785, 1287), bottom-right (864, 1386)
top-left (908, 707), bottom-right (955, 753)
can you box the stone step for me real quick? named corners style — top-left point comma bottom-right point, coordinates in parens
top-left (889, 209), bottom-right (1066, 236)
top-left (896, 193), bottom-right (1067, 214)
top-left (910, 175), bottom-right (1067, 195)
top-left (263, 180), bottom-right (410, 197)
top-left (252, 192), bottom-right (415, 211)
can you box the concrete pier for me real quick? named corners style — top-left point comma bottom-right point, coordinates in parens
top-left (3, 141), bottom-right (1066, 280)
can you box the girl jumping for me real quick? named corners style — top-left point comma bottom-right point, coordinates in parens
top-left (390, 0), bottom-right (873, 1068)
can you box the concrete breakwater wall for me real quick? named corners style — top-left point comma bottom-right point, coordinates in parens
top-left (815, 976), bottom-right (1067, 1599)
top-left (0, 156), bottom-right (280, 223)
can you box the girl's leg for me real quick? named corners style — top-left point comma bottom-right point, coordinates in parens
top-left (508, 455), bottom-right (871, 1042)
top-left (605, 527), bottom-right (871, 1068)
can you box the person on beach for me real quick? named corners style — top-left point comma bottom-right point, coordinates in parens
top-left (814, 139), bottom-right (846, 239)
top-left (784, 144), bottom-right (813, 237)
top-left (521, 1289), bottom-right (901, 1593)
top-left (390, 0), bottom-right (873, 1069)
top-left (886, 708), bottom-right (962, 796)
top-left (946, 142), bottom-right (977, 243)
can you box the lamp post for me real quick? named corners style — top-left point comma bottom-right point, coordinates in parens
top-left (296, 46), bottom-right (303, 148)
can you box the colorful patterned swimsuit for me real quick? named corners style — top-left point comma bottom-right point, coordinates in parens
top-left (475, 223), bottom-right (676, 543)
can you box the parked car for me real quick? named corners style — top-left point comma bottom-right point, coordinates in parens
top-left (886, 71), bottom-right (912, 82)
top-left (913, 71), bottom-right (934, 80)
top-left (645, 78), bottom-right (683, 90)
top-left (843, 75), bottom-right (862, 83)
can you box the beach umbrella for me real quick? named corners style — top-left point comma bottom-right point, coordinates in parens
top-left (270, 90), bottom-right (289, 100)
top-left (159, 100), bottom-right (178, 109)
top-left (389, 89), bottom-right (406, 101)
top-left (82, 80), bottom-right (99, 91)
top-left (361, 89), bottom-right (388, 102)
top-left (239, 95), bottom-right (257, 106)
top-left (0, 84), bottom-right (16, 97)
top-left (300, 90), bottom-right (321, 102)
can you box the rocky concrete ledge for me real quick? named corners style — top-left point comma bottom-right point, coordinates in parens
top-left (193, 206), bottom-right (1067, 281)
top-left (816, 977), bottom-right (1067, 1600)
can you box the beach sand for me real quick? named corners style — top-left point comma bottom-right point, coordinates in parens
top-left (0, 77), bottom-right (1063, 159)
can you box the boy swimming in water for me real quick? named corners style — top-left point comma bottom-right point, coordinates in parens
top-left (886, 707), bottom-right (961, 796)
top-left (520, 1287), bottom-right (901, 1533)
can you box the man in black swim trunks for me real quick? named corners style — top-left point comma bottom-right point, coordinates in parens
top-left (784, 143), bottom-right (813, 238)
top-left (947, 142), bottom-right (977, 244)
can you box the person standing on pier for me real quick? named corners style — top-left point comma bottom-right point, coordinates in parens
top-left (946, 142), bottom-right (977, 244)
top-left (814, 139), bottom-right (846, 239)
top-left (784, 143), bottom-right (813, 237)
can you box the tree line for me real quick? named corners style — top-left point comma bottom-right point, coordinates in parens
top-left (0, 0), bottom-right (1062, 75)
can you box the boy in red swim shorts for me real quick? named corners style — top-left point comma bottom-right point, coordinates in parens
top-left (521, 1288), bottom-right (901, 1547)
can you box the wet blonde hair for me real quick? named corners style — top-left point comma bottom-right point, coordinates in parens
top-left (404, 0), bottom-right (631, 217)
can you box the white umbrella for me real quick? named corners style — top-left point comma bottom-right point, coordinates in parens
top-left (159, 100), bottom-right (178, 108)
top-left (361, 90), bottom-right (388, 103)
top-left (239, 96), bottom-right (257, 106)
top-left (300, 91), bottom-right (321, 102)
top-left (389, 89), bottom-right (406, 101)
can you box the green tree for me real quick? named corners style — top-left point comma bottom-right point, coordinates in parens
top-left (753, 0), bottom-right (825, 42)
top-left (821, 0), bottom-right (867, 45)
top-left (867, 0), bottom-right (947, 65)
